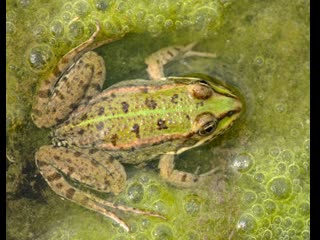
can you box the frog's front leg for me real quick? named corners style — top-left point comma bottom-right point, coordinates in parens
top-left (36, 146), bottom-right (164, 231)
top-left (159, 154), bottom-right (217, 187)
top-left (31, 24), bottom-right (106, 128)
top-left (145, 43), bottom-right (217, 80)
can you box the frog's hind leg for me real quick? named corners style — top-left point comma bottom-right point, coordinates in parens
top-left (31, 50), bottom-right (106, 128)
top-left (31, 23), bottom-right (106, 129)
top-left (159, 154), bottom-right (217, 187)
top-left (145, 43), bottom-right (216, 80)
top-left (35, 146), bottom-right (164, 231)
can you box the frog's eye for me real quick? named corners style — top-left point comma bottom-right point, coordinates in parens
top-left (198, 120), bottom-right (217, 136)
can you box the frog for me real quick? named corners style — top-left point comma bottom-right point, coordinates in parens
top-left (31, 23), bottom-right (243, 232)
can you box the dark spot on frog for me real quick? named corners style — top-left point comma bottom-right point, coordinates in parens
top-left (104, 179), bottom-right (110, 186)
top-left (66, 188), bottom-right (76, 199)
top-left (145, 98), bottom-right (157, 109)
top-left (80, 197), bottom-right (89, 205)
top-left (84, 63), bottom-right (90, 69)
top-left (111, 134), bottom-right (118, 146)
top-left (82, 83), bottom-right (90, 91)
top-left (141, 87), bottom-right (148, 93)
top-left (36, 160), bottom-right (47, 167)
top-left (55, 183), bottom-right (63, 189)
top-left (52, 66), bottom-right (62, 77)
top-left (193, 178), bottom-right (199, 183)
top-left (96, 122), bottom-right (104, 131)
top-left (38, 89), bottom-right (50, 98)
top-left (97, 71), bottom-right (103, 76)
top-left (111, 93), bottom-right (116, 98)
top-left (92, 83), bottom-right (101, 91)
top-left (74, 151), bottom-right (81, 157)
top-left (131, 124), bottom-right (140, 138)
top-left (53, 155), bottom-right (60, 160)
top-left (89, 149), bottom-right (99, 154)
top-left (66, 158), bottom-right (72, 163)
top-left (131, 147), bottom-right (136, 152)
top-left (78, 129), bottom-right (85, 135)
top-left (196, 101), bottom-right (204, 108)
top-left (167, 50), bottom-right (174, 57)
top-left (32, 108), bottom-right (42, 116)
top-left (171, 94), bottom-right (179, 104)
top-left (69, 103), bottom-right (78, 110)
top-left (98, 107), bottom-right (105, 116)
top-left (47, 172), bottom-right (62, 182)
top-left (181, 174), bottom-right (187, 182)
top-left (52, 108), bottom-right (57, 113)
top-left (121, 102), bottom-right (129, 113)
top-left (157, 119), bottom-right (168, 130)
top-left (55, 117), bottom-right (64, 125)
top-left (81, 113), bottom-right (88, 120)
top-left (67, 166), bottom-right (75, 175)
top-left (186, 115), bottom-right (190, 120)
top-left (90, 159), bottom-right (99, 167)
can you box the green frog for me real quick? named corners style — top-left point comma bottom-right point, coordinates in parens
top-left (31, 23), bottom-right (243, 231)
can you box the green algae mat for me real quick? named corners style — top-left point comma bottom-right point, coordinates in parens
top-left (6, 0), bottom-right (309, 239)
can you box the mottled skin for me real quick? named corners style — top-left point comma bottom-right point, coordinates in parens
top-left (31, 24), bottom-right (243, 231)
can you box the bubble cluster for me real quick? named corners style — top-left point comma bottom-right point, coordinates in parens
top-left (231, 152), bottom-right (254, 172)
top-left (27, 45), bottom-right (54, 72)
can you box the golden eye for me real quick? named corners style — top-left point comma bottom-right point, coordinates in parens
top-left (198, 120), bottom-right (217, 136)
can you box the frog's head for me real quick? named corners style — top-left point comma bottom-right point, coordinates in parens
top-left (175, 76), bottom-right (243, 153)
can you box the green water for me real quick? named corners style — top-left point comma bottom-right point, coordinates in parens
top-left (6, 0), bottom-right (309, 239)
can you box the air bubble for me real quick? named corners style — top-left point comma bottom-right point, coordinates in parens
top-left (252, 204), bottom-right (264, 217)
top-left (302, 230), bottom-right (310, 240)
top-left (304, 138), bottom-right (310, 151)
top-left (164, 19), bottom-right (173, 28)
top-left (27, 45), bottom-right (54, 72)
top-left (127, 183), bottom-right (144, 203)
top-left (267, 177), bottom-right (292, 200)
top-left (50, 20), bottom-right (64, 38)
top-left (262, 230), bottom-right (272, 239)
top-left (184, 195), bottom-right (201, 215)
top-left (290, 128), bottom-right (299, 137)
top-left (6, 22), bottom-right (16, 35)
top-left (74, 1), bottom-right (90, 17)
top-left (154, 200), bottom-right (167, 214)
top-left (231, 152), bottom-right (254, 172)
top-left (288, 164), bottom-right (299, 177)
top-left (147, 184), bottom-right (160, 197)
top-left (269, 147), bottom-right (280, 158)
top-left (242, 191), bottom-right (257, 205)
top-left (68, 21), bottom-right (85, 39)
top-left (275, 103), bottom-right (287, 113)
top-left (236, 214), bottom-right (257, 233)
top-left (299, 202), bottom-right (310, 216)
top-left (254, 172), bottom-right (265, 182)
top-left (282, 217), bottom-right (292, 228)
top-left (17, 0), bottom-right (31, 8)
top-left (280, 150), bottom-right (293, 161)
top-left (254, 56), bottom-right (264, 66)
top-left (32, 25), bottom-right (47, 41)
top-left (94, 0), bottom-right (108, 11)
top-left (155, 15), bottom-right (165, 24)
top-left (277, 162), bottom-right (286, 172)
top-left (288, 229), bottom-right (296, 237)
top-left (263, 199), bottom-right (276, 214)
top-left (152, 224), bottom-right (173, 240)
top-left (175, 20), bottom-right (183, 29)
top-left (289, 206), bottom-right (296, 215)
top-left (272, 216), bottom-right (282, 224)
top-left (62, 12), bottom-right (72, 22)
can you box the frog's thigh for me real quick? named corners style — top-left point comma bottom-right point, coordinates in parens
top-left (32, 51), bottom-right (106, 128)
top-left (159, 154), bottom-right (201, 187)
top-left (35, 145), bottom-right (126, 194)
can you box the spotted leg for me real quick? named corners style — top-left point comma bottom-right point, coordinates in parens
top-left (36, 146), bottom-right (164, 232)
top-left (145, 42), bottom-right (217, 80)
top-left (31, 23), bottom-right (106, 128)
top-left (159, 154), bottom-right (218, 187)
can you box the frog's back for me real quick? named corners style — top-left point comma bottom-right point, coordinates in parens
top-left (53, 79), bottom-right (198, 152)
